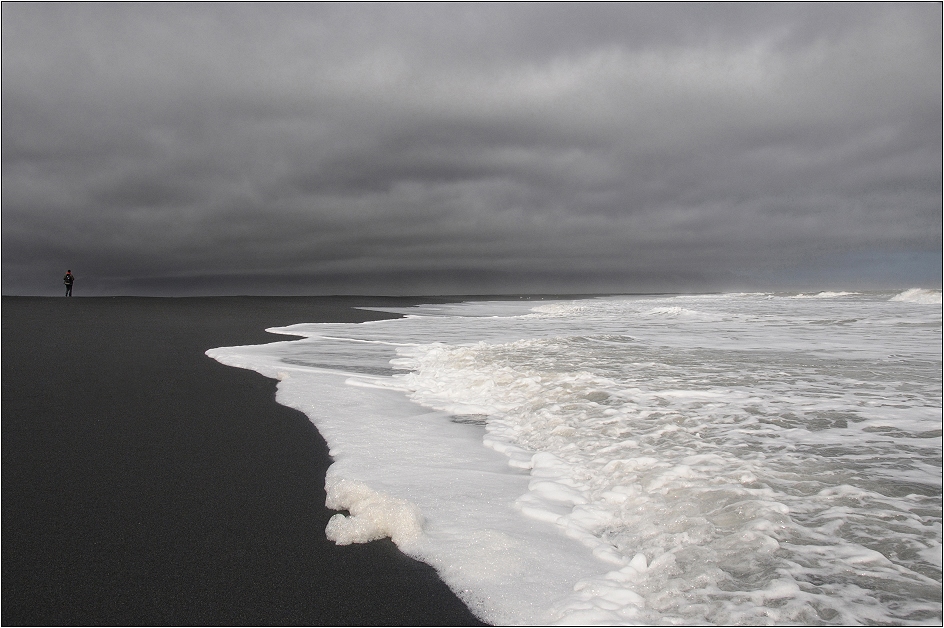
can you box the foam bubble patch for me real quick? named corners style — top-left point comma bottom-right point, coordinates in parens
top-left (324, 476), bottom-right (424, 548)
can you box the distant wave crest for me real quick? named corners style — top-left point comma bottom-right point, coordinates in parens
top-left (792, 291), bottom-right (856, 299)
top-left (890, 288), bottom-right (943, 304)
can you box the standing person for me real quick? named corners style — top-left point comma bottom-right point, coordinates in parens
top-left (63, 270), bottom-right (74, 297)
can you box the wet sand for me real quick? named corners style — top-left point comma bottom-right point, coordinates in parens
top-left (2, 296), bottom-right (486, 625)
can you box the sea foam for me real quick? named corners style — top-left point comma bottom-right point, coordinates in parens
top-left (208, 291), bottom-right (942, 625)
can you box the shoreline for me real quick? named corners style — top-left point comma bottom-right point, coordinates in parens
top-left (2, 296), bottom-right (486, 625)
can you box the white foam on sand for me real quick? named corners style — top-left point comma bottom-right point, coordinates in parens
top-left (207, 341), bottom-right (612, 625)
top-left (208, 292), bottom-right (942, 625)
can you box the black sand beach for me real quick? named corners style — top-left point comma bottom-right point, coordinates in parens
top-left (2, 296), bottom-right (486, 626)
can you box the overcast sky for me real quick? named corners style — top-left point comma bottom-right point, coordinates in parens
top-left (3, 3), bottom-right (941, 296)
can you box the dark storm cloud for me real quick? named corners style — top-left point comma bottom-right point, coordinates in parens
top-left (3, 3), bottom-right (941, 295)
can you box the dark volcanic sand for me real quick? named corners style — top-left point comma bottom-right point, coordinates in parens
top-left (2, 296), bottom-right (487, 626)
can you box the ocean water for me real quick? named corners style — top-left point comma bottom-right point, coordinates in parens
top-left (207, 289), bottom-right (942, 625)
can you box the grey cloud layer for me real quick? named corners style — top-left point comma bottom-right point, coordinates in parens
top-left (3, 3), bottom-right (940, 295)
